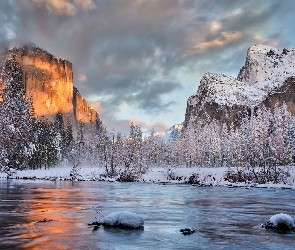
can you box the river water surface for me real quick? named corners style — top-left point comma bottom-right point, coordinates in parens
top-left (0, 180), bottom-right (294, 250)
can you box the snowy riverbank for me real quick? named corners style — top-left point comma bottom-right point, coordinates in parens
top-left (0, 165), bottom-right (294, 189)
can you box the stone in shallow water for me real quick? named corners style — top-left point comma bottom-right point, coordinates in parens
top-left (262, 213), bottom-right (295, 233)
top-left (102, 211), bottom-right (144, 228)
top-left (180, 228), bottom-right (196, 235)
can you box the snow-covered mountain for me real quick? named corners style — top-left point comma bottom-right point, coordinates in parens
top-left (156, 124), bottom-right (183, 142)
top-left (184, 44), bottom-right (295, 128)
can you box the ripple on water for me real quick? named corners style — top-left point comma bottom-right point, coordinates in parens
top-left (0, 180), bottom-right (294, 250)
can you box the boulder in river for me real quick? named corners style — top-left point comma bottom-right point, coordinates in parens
top-left (262, 213), bottom-right (295, 233)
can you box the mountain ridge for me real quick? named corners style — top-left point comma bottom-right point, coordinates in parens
top-left (184, 44), bottom-right (295, 128)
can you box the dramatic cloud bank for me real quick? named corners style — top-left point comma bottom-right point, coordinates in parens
top-left (0, 0), bottom-right (295, 135)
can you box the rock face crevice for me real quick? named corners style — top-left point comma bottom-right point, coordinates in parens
top-left (73, 87), bottom-right (99, 132)
top-left (0, 44), bottom-right (100, 134)
top-left (184, 44), bottom-right (295, 129)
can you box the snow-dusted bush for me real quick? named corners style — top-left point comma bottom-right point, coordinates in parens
top-left (102, 211), bottom-right (144, 228)
top-left (69, 161), bottom-right (82, 181)
top-left (224, 165), bottom-right (292, 184)
top-left (186, 173), bottom-right (200, 184)
top-left (116, 170), bottom-right (139, 182)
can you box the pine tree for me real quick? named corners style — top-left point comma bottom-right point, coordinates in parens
top-left (28, 118), bottom-right (58, 169)
top-left (52, 111), bottom-right (66, 159)
top-left (128, 123), bottom-right (144, 172)
top-left (250, 107), bottom-right (271, 167)
top-left (113, 131), bottom-right (126, 170)
top-left (145, 128), bottom-right (165, 167)
top-left (182, 118), bottom-right (198, 167)
top-left (271, 104), bottom-right (292, 165)
top-left (76, 121), bottom-right (86, 161)
top-left (97, 125), bottom-right (111, 174)
top-left (0, 56), bottom-right (35, 173)
top-left (65, 121), bottom-right (73, 147)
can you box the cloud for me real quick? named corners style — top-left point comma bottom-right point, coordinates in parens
top-left (100, 113), bottom-right (169, 136)
top-left (91, 101), bottom-right (169, 135)
top-left (186, 30), bottom-right (242, 55)
top-left (90, 101), bottom-right (105, 113)
top-left (209, 21), bottom-right (222, 32)
top-left (128, 118), bottom-right (169, 132)
top-left (1, 0), bottom-right (294, 132)
top-left (97, 79), bottom-right (182, 115)
top-left (2, 24), bottom-right (16, 40)
top-left (78, 74), bottom-right (87, 82)
top-left (253, 34), bottom-right (280, 48)
top-left (31, 0), bottom-right (96, 16)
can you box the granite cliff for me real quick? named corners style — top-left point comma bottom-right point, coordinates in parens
top-left (0, 44), bottom-right (100, 134)
top-left (184, 45), bottom-right (295, 128)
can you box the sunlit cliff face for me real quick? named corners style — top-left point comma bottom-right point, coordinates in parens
top-left (0, 45), bottom-right (100, 134)
top-left (73, 88), bottom-right (99, 131)
top-left (8, 46), bottom-right (73, 122)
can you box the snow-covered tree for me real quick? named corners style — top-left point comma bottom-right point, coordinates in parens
top-left (144, 128), bottom-right (166, 167)
top-left (270, 104), bottom-right (292, 165)
top-left (76, 121), bottom-right (86, 161)
top-left (127, 123), bottom-right (144, 171)
top-left (65, 120), bottom-right (74, 149)
top-left (0, 57), bottom-right (35, 173)
top-left (52, 111), bottom-right (67, 160)
top-left (28, 118), bottom-right (58, 169)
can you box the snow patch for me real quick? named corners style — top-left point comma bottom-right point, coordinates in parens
top-left (1, 165), bottom-right (294, 189)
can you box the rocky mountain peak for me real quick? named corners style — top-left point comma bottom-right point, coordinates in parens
top-left (237, 44), bottom-right (295, 87)
top-left (184, 45), bottom-right (295, 128)
top-left (192, 44), bottom-right (295, 108)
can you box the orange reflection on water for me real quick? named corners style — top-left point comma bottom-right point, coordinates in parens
top-left (18, 184), bottom-right (91, 250)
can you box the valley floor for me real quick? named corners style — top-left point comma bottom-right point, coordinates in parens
top-left (1, 165), bottom-right (295, 189)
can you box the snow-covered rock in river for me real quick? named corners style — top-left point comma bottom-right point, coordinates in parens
top-left (184, 44), bottom-right (295, 128)
top-left (262, 213), bottom-right (295, 232)
top-left (102, 211), bottom-right (144, 228)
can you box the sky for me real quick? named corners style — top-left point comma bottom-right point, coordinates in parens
top-left (1, 0), bottom-right (295, 136)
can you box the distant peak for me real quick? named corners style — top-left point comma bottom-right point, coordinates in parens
top-left (247, 44), bottom-right (279, 55)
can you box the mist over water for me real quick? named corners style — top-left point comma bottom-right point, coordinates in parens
top-left (0, 180), bottom-right (294, 250)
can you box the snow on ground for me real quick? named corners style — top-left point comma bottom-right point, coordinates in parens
top-left (102, 211), bottom-right (144, 228)
top-left (140, 167), bottom-right (225, 185)
top-left (1, 165), bottom-right (294, 189)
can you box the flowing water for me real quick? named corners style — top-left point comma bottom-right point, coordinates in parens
top-left (0, 180), bottom-right (294, 250)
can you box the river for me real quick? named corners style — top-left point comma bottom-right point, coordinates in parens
top-left (0, 180), bottom-right (294, 249)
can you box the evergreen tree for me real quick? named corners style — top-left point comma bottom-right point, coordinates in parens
top-left (271, 104), bottom-right (292, 165)
top-left (76, 121), bottom-right (86, 160)
top-left (0, 57), bottom-right (35, 173)
top-left (65, 121), bottom-right (74, 148)
top-left (28, 118), bottom-right (58, 169)
top-left (52, 111), bottom-right (66, 159)
top-left (128, 122), bottom-right (145, 172)
top-left (114, 131), bottom-right (127, 169)
top-left (96, 125), bottom-right (112, 174)
top-left (144, 128), bottom-right (165, 167)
